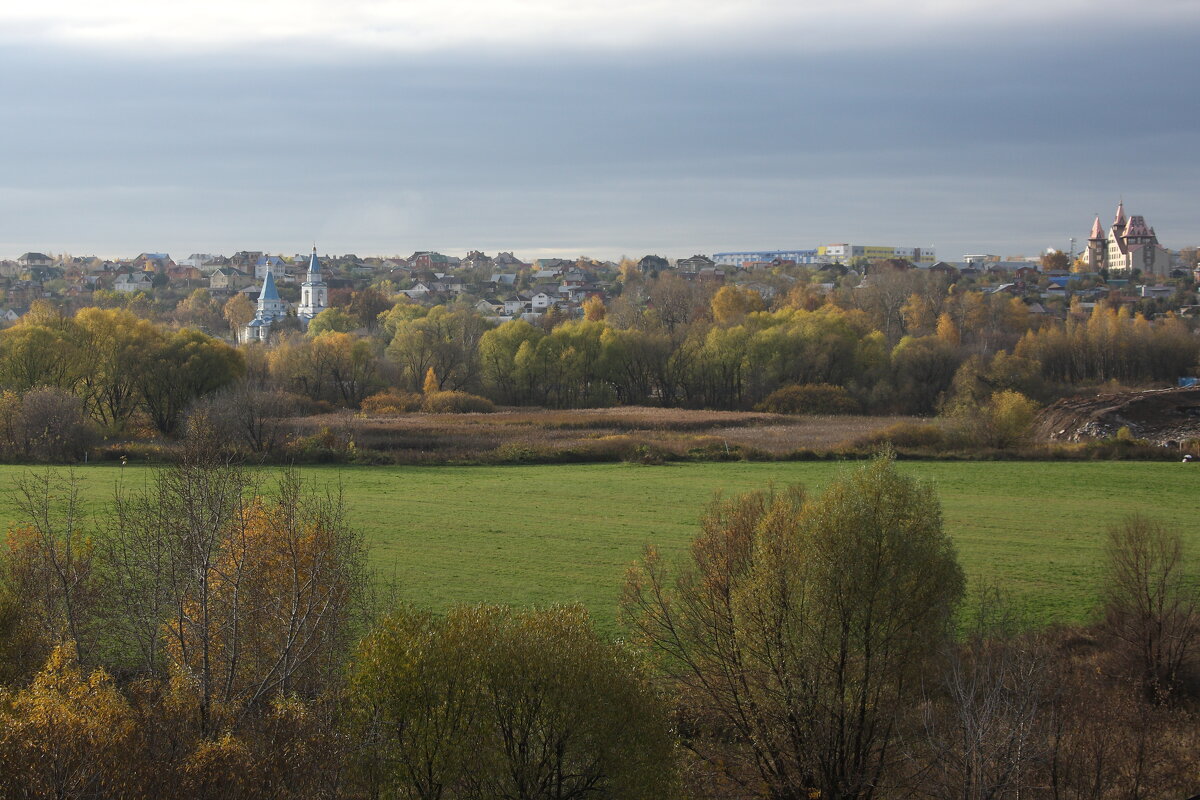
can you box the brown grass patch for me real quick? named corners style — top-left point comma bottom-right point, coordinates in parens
top-left (283, 407), bottom-right (931, 462)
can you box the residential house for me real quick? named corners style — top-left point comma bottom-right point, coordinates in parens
top-left (17, 252), bottom-right (53, 269)
top-left (254, 255), bottom-right (287, 280)
top-left (475, 298), bottom-right (505, 315)
top-left (134, 253), bottom-right (173, 273)
top-left (503, 295), bottom-right (531, 315)
top-left (461, 251), bottom-right (495, 271)
top-left (677, 254), bottom-right (715, 272)
top-left (638, 255), bottom-right (669, 275)
top-left (409, 252), bottom-right (454, 271)
top-left (230, 251), bottom-right (264, 270)
top-left (529, 290), bottom-right (558, 310)
top-left (113, 272), bottom-right (153, 293)
top-left (493, 251), bottom-right (526, 268)
top-left (209, 267), bottom-right (253, 291)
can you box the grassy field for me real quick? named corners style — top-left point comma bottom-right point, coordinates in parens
top-left (1, 461), bottom-right (1196, 634)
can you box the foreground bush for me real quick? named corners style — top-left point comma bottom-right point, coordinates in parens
top-left (755, 383), bottom-right (861, 415)
top-left (350, 604), bottom-right (677, 799)
top-left (421, 390), bottom-right (495, 414)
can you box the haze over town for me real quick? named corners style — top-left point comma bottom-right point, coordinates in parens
top-left (2, 0), bottom-right (1198, 260)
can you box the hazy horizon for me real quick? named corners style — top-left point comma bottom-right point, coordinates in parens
top-left (3, 0), bottom-right (1198, 262)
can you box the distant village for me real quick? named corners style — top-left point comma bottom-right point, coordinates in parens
top-left (3, 203), bottom-right (1197, 337)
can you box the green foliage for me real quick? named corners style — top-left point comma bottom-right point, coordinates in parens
top-left (306, 307), bottom-right (362, 336)
top-left (350, 604), bottom-right (678, 800)
top-left (386, 306), bottom-right (490, 393)
top-left (755, 382), bottom-right (861, 415)
top-left (622, 455), bottom-right (964, 797)
top-left (890, 334), bottom-right (960, 414)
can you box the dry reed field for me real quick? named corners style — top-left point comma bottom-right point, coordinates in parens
top-left (285, 407), bottom-right (931, 461)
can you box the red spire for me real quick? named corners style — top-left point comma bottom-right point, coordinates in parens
top-left (1113, 201), bottom-right (1126, 228)
top-left (1089, 215), bottom-right (1104, 239)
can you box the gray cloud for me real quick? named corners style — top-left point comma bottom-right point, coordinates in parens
top-left (1, 31), bottom-right (1198, 260)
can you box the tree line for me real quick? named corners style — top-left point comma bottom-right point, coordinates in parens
top-left (0, 451), bottom-right (1197, 798)
top-left (0, 270), bottom-right (1196, 462)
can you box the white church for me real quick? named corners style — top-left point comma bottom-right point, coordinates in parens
top-left (241, 247), bottom-right (328, 343)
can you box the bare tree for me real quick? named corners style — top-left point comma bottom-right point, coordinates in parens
top-left (1102, 514), bottom-right (1200, 700)
top-left (916, 587), bottom-right (1049, 800)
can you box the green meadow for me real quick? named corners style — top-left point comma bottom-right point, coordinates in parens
top-left (2, 461), bottom-right (1196, 634)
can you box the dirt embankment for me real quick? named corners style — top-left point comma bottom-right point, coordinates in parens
top-left (1034, 387), bottom-right (1200, 446)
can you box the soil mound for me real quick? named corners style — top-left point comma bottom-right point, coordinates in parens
top-left (1034, 387), bottom-right (1200, 446)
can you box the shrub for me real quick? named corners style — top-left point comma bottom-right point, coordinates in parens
top-left (421, 391), bottom-right (495, 414)
top-left (855, 421), bottom-right (946, 450)
top-left (956, 390), bottom-right (1040, 449)
top-left (0, 388), bottom-right (98, 462)
top-left (360, 390), bottom-right (423, 416)
top-left (189, 384), bottom-right (305, 454)
top-left (756, 383), bottom-right (861, 416)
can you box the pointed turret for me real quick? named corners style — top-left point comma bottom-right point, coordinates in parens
top-left (1089, 215), bottom-right (1104, 240)
top-left (307, 245), bottom-right (321, 277)
top-left (1113, 201), bottom-right (1126, 230)
top-left (258, 267), bottom-right (280, 305)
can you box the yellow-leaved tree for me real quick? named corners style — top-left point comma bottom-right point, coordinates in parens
top-left (423, 366), bottom-right (439, 394)
top-left (0, 642), bottom-right (139, 798)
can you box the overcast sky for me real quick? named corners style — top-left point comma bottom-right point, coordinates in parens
top-left (2, 0), bottom-right (1198, 261)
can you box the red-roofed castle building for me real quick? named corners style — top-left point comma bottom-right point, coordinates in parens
top-left (1086, 201), bottom-right (1171, 276)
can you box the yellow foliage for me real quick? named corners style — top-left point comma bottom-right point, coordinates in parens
top-left (0, 642), bottom-right (138, 798)
top-left (423, 366), bottom-right (439, 395)
top-left (711, 285), bottom-right (765, 325)
top-left (163, 491), bottom-right (356, 721)
top-left (935, 312), bottom-right (960, 346)
top-left (582, 295), bottom-right (606, 322)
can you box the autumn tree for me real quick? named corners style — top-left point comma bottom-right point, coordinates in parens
top-left (189, 382), bottom-right (300, 454)
top-left (0, 306), bottom-right (85, 393)
top-left (103, 451), bottom-right (366, 731)
top-left (1041, 249), bottom-right (1069, 273)
top-left (74, 307), bottom-right (157, 431)
top-left (710, 285), bottom-right (765, 326)
top-left (346, 287), bottom-right (393, 334)
top-left (173, 288), bottom-right (226, 334)
top-left (223, 293), bottom-right (256, 336)
top-left (646, 272), bottom-right (710, 335)
top-left (917, 587), bottom-right (1050, 800)
top-left (582, 294), bottom-right (606, 322)
top-left (0, 642), bottom-right (139, 799)
top-left (308, 332), bottom-right (380, 406)
top-left (622, 455), bottom-right (964, 799)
